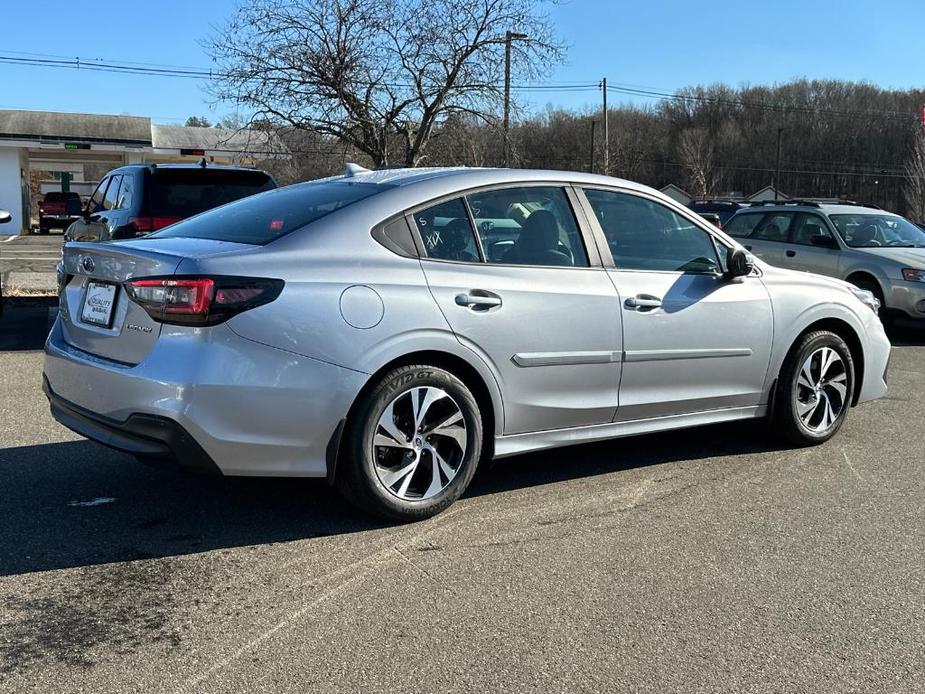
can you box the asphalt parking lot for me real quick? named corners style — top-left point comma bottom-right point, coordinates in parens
top-left (1, 307), bottom-right (924, 693)
top-left (0, 234), bottom-right (62, 293)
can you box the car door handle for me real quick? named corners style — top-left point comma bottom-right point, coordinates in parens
top-left (455, 291), bottom-right (502, 310)
top-left (786, 250), bottom-right (796, 257)
top-left (625, 294), bottom-right (662, 310)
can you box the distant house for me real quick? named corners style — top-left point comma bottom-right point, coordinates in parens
top-left (748, 186), bottom-right (788, 202)
top-left (660, 184), bottom-right (693, 205)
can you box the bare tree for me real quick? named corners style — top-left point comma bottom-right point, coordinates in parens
top-left (207, 0), bottom-right (562, 167)
top-left (677, 127), bottom-right (717, 198)
top-left (904, 129), bottom-right (925, 223)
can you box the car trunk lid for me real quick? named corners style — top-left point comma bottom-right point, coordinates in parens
top-left (58, 240), bottom-right (242, 364)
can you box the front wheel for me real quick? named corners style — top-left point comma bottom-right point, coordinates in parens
top-left (336, 365), bottom-right (483, 521)
top-left (772, 330), bottom-right (854, 446)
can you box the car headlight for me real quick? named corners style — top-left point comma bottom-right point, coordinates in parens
top-left (902, 268), bottom-right (925, 283)
top-left (849, 286), bottom-right (880, 314)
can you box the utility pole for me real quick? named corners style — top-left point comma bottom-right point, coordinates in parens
top-left (503, 31), bottom-right (528, 168)
top-left (589, 120), bottom-right (597, 173)
top-left (601, 77), bottom-right (609, 176)
top-left (775, 127), bottom-right (783, 200)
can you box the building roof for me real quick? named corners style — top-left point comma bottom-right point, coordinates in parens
top-left (151, 124), bottom-right (286, 156)
top-left (0, 109), bottom-right (152, 146)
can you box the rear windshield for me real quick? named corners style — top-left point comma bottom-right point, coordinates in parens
top-left (147, 169), bottom-right (276, 217)
top-left (43, 192), bottom-right (80, 202)
top-left (148, 181), bottom-right (384, 245)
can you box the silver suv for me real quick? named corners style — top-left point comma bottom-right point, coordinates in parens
top-left (725, 201), bottom-right (925, 321)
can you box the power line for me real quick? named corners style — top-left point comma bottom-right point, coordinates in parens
top-left (1, 51), bottom-right (920, 123)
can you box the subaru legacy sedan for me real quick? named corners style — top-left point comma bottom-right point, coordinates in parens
top-left (44, 167), bottom-right (890, 520)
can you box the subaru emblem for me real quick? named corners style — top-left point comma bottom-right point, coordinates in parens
top-left (82, 256), bottom-right (95, 273)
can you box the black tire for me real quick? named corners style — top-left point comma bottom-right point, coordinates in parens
top-left (336, 365), bottom-right (483, 521)
top-left (849, 276), bottom-right (892, 328)
top-left (772, 330), bottom-right (854, 446)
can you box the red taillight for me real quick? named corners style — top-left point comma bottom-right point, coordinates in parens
top-left (125, 276), bottom-right (284, 326)
top-left (128, 216), bottom-right (182, 233)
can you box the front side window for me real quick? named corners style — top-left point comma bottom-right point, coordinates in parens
top-left (465, 186), bottom-right (588, 267)
top-left (413, 198), bottom-right (481, 262)
top-left (790, 213), bottom-right (837, 246)
top-left (584, 189), bottom-right (720, 273)
top-left (830, 213), bottom-right (925, 248)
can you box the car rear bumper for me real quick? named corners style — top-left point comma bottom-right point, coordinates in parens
top-left (42, 318), bottom-right (368, 477)
top-left (44, 375), bottom-right (222, 474)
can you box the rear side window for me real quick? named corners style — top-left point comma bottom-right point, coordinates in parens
top-left (751, 213), bottom-right (794, 242)
top-left (147, 169), bottom-right (276, 217)
top-left (466, 186), bottom-right (588, 267)
top-left (102, 175), bottom-right (122, 211)
top-left (150, 181), bottom-right (384, 245)
top-left (116, 175), bottom-right (135, 210)
top-left (89, 178), bottom-right (109, 212)
top-left (414, 198), bottom-right (481, 262)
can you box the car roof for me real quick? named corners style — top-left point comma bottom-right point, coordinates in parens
top-left (733, 202), bottom-right (891, 216)
top-left (107, 163), bottom-right (270, 175)
top-left (315, 165), bottom-right (656, 195)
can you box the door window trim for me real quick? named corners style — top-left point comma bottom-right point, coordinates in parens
top-left (574, 185), bottom-right (730, 276)
top-left (401, 181), bottom-right (605, 270)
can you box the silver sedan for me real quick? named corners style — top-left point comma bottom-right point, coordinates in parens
top-left (43, 167), bottom-right (891, 520)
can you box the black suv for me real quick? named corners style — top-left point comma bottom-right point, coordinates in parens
top-left (65, 163), bottom-right (277, 242)
top-left (687, 200), bottom-right (745, 227)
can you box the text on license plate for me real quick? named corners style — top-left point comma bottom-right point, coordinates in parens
top-left (81, 282), bottom-right (118, 327)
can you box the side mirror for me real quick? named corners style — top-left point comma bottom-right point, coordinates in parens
top-left (699, 212), bottom-right (722, 227)
top-left (0, 209), bottom-right (11, 225)
top-left (726, 247), bottom-right (753, 278)
top-left (810, 234), bottom-right (838, 249)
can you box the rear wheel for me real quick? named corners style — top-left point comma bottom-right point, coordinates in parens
top-left (336, 365), bottom-right (483, 521)
top-left (772, 330), bottom-right (854, 446)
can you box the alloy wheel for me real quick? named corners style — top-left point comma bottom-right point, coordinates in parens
top-left (794, 346), bottom-right (848, 433)
top-left (372, 386), bottom-right (468, 501)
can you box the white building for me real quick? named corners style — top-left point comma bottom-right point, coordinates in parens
top-left (0, 109), bottom-right (287, 234)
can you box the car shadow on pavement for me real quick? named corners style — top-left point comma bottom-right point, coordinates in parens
top-left (886, 318), bottom-right (925, 347)
top-left (0, 297), bottom-right (57, 351)
top-left (0, 418), bottom-right (790, 577)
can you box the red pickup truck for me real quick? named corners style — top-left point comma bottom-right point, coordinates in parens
top-left (38, 191), bottom-right (82, 234)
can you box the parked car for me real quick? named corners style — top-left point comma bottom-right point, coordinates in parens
top-left (0, 208), bottom-right (10, 317)
top-left (38, 191), bottom-right (82, 234)
top-left (724, 200), bottom-right (925, 322)
top-left (697, 212), bottom-right (722, 227)
top-left (64, 163), bottom-right (277, 242)
top-left (687, 199), bottom-right (744, 227)
top-left (44, 167), bottom-right (890, 520)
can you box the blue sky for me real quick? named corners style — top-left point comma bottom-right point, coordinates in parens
top-left (2, 0), bottom-right (924, 122)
